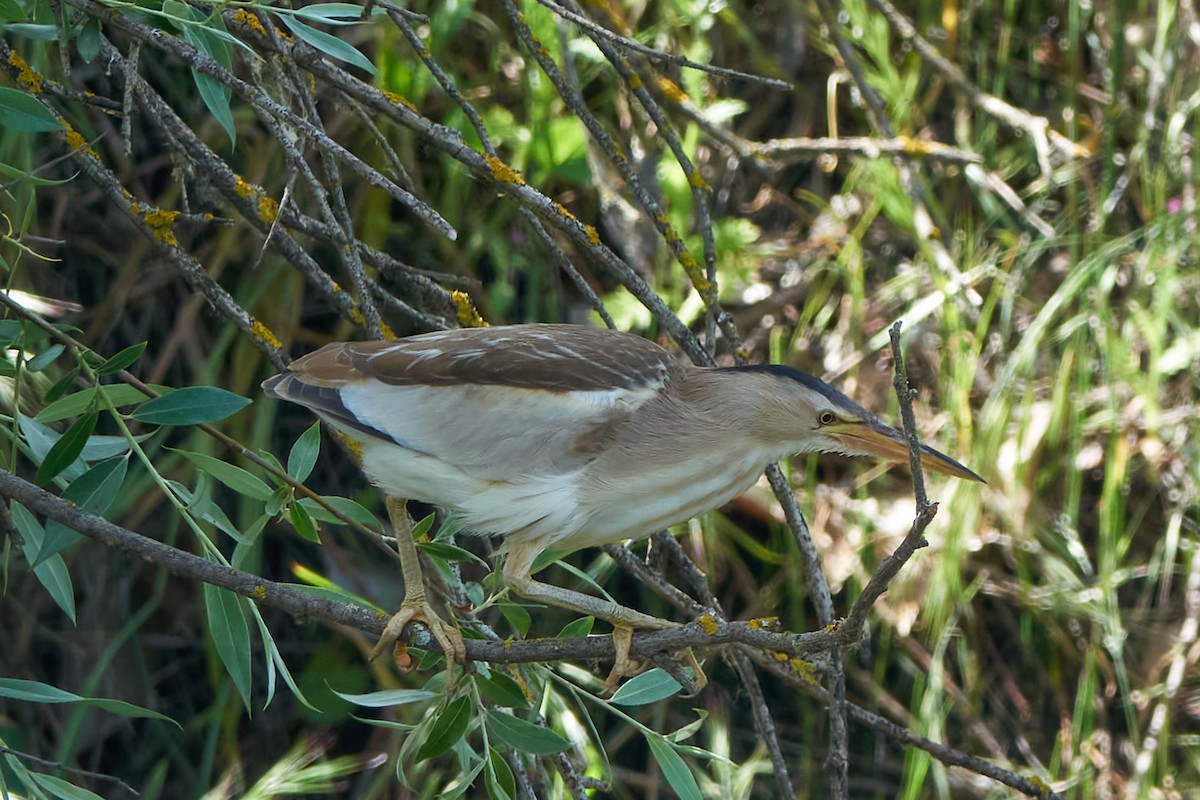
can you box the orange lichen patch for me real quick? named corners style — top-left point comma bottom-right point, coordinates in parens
top-left (451, 290), bottom-right (488, 328)
top-left (257, 194), bottom-right (279, 223)
top-left (687, 170), bottom-right (711, 192)
top-left (510, 668), bottom-right (536, 704)
top-left (484, 153), bottom-right (526, 186)
top-left (380, 321), bottom-right (396, 340)
top-left (253, 585), bottom-right (268, 600)
top-left (232, 8), bottom-right (267, 36)
top-left (824, 621), bottom-right (841, 633)
top-left (697, 614), bottom-right (720, 635)
top-left (789, 657), bottom-right (819, 686)
top-left (7, 51), bottom-right (43, 93)
top-left (553, 201), bottom-right (577, 222)
top-left (626, 72), bottom-right (643, 90)
top-left (234, 175), bottom-right (255, 198)
top-left (657, 77), bottom-right (689, 104)
top-left (139, 207), bottom-right (181, 245)
top-left (583, 223), bottom-right (600, 245)
top-left (250, 318), bottom-right (283, 349)
top-left (1028, 776), bottom-right (1053, 794)
top-left (678, 251), bottom-right (714, 295)
top-left (747, 616), bottom-right (779, 630)
top-left (62, 126), bottom-right (97, 158)
top-left (381, 89), bottom-right (417, 112)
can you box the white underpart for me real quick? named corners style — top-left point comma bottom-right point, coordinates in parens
top-left (331, 380), bottom-right (667, 545)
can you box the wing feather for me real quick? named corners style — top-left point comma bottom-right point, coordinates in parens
top-left (263, 325), bottom-right (676, 480)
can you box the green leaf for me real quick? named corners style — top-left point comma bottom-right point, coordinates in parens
top-left (666, 709), bottom-right (709, 743)
top-left (3, 22), bottom-right (57, 39)
top-left (27, 343), bottom-right (65, 371)
top-left (28, 772), bottom-right (105, 800)
top-left (498, 601), bottom-right (531, 637)
top-left (297, 495), bottom-right (379, 528)
top-left (97, 341), bottom-right (147, 375)
top-left (0, 677), bottom-right (80, 702)
top-left (43, 367), bottom-right (80, 404)
top-left (415, 540), bottom-right (488, 567)
top-left (288, 501), bottom-right (320, 543)
top-left (557, 616), bottom-right (594, 638)
top-left (473, 670), bottom-right (528, 709)
top-left (646, 734), bottom-right (702, 800)
top-left (485, 748), bottom-right (516, 800)
top-left (177, 450), bottom-right (273, 501)
top-left (132, 386), bottom-right (251, 425)
top-left (287, 3), bottom-right (383, 24)
top-left (277, 13), bottom-right (376, 74)
top-left (8, 503), bottom-right (75, 621)
top-left (0, 87), bottom-right (62, 132)
top-left (415, 695), bottom-right (472, 762)
top-left (76, 17), bottom-right (100, 61)
top-left (608, 669), bottom-right (683, 706)
top-left (164, 0), bottom-right (236, 145)
top-left (204, 583), bottom-right (252, 710)
top-left (332, 687), bottom-right (437, 707)
top-left (411, 512), bottom-right (435, 539)
top-left (287, 421), bottom-right (321, 481)
top-left (0, 679), bottom-right (176, 727)
top-left (485, 710), bottom-right (571, 755)
top-left (36, 455), bottom-right (127, 565)
top-left (36, 383), bottom-right (153, 422)
top-left (35, 411), bottom-right (97, 486)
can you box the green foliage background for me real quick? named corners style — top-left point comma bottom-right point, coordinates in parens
top-left (0, 0), bottom-right (1198, 797)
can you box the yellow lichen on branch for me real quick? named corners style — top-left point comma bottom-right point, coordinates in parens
top-left (484, 153), bottom-right (526, 186)
top-left (452, 290), bottom-right (488, 328)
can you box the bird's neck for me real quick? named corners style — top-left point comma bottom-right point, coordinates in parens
top-left (673, 367), bottom-right (803, 459)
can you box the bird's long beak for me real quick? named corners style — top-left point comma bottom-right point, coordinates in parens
top-left (827, 418), bottom-right (985, 483)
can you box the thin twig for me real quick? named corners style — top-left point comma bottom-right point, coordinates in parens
top-left (0, 744), bottom-right (139, 797)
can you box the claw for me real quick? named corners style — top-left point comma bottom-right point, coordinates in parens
top-left (603, 625), bottom-right (646, 694)
top-left (370, 597), bottom-right (466, 676)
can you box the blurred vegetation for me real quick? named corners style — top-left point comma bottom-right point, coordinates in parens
top-left (1, 0), bottom-right (1198, 797)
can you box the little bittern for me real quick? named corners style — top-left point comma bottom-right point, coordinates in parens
top-left (263, 324), bottom-right (982, 674)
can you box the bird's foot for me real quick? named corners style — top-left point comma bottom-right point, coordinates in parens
top-left (370, 594), bottom-right (466, 677)
top-left (602, 625), bottom-right (643, 695)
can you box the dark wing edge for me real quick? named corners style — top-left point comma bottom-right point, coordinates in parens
top-left (261, 371), bottom-right (392, 443)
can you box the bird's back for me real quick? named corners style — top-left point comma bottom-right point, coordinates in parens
top-left (263, 325), bottom-right (689, 544)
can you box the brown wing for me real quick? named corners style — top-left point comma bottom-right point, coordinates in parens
top-left (261, 324), bottom-right (677, 478)
top-left (284, 324), bottom-right (675, 392)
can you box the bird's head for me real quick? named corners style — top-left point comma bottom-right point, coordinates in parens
top-left (733, 365), bottom-right (984, 483)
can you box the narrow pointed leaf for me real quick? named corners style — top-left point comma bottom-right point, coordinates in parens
top-left (414, 695), bottom-right (472, 762)
top-left (287, 421), bottom-right (320, 481)
top-left (277, 14), bottom-right (376, 74)
top-left (10, 502), bottom-right (76, 622)
top-left (177, 450), bottom-right (273, 501)
top-left (288, 501), bottom-right (320, 543)
top-left (204, 583), bottom-right (252, 710)
top-left (486, 710), bottom-right (571, 755)
top-left (96, 341), bottom-right (147, 375)
top-left (35, 410), bottom-right (96, 486)
top-left (36, 455), bottom-right (128, 565)
top-left (609, 668), bottom-right (683, 706)
top-left (646, 734), bottom-right (702, 800)
top-left (132, 386), bottom-right (251, 425)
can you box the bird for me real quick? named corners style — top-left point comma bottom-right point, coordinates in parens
top-left (262, 323), bottom-right (983, 680)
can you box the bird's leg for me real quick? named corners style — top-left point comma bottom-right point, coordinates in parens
top-left (502, 541), bottom-right (676, 686)
top-left (370, 496), bottom-right (466, 671)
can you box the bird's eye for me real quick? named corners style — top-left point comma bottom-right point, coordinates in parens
top-left (818, 411), bottom-right (837, 426)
